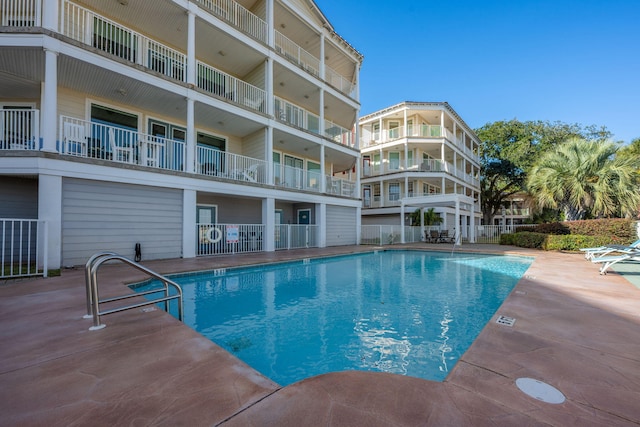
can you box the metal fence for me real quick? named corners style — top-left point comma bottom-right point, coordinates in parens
top-left (1, 219), bottom-right (47, 278)
top-left (197, 223), bottom-right (265, 256)
top-left (360, 224), bottom-right (536, 245)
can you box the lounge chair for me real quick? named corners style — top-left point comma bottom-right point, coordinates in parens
top-left (425, 229), bottom-right (439, 243)
top-left (438, 230), bottom-right (455, 243)
top-left (590, 250), bottom-right (640, 275)
top-left (580, 239), bottom-right (640, 260)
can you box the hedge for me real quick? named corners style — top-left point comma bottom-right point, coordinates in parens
top-left (501, 218), bottom-right (637, 251)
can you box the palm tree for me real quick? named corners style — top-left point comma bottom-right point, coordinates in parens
top-left (527, 138), bottom-right (640, 220)
top-left (409, 207), bottom-right (443, 226)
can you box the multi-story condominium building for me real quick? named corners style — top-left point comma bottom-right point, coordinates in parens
top-left (358, 102), bottom-right (481, 241)
top-left (0, 0), bottom-right (363, 270)
top-left (491, 193), bottom-right (533, 226)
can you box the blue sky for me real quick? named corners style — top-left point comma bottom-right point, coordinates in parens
top-left (317, 0), bottom-right (640, 143)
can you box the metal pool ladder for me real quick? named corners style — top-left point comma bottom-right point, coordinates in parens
top-left (84, 252), bottom-right (183, 330)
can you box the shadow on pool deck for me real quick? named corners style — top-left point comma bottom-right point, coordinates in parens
top-left (1, 244), bottom-right (639, 426)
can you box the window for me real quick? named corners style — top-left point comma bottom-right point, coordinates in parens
top-left (197, 132), bottom-right (226, 174)
top-left (388, 152), bottom-right (400, 170)
top-left (373, 184), bottom-right (380, 202)
top-left (389, 183), bottom-right (400, 201)
top-left (372, 123), bottom-right (380, 141)
top-left (388, 121), bottom-right (400, 139)
top-left (408, 181), bottom-right (414, 197)
top-left (307, 161), bottom-right (320, 189)
top-left (93, 18), bottom-right (137, 62)
top-left (363, 186), bottom-right (371, 207)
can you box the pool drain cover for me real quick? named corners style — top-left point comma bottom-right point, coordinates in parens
top-left (516, 378), bottom-right (565, 404)
top-left (496, 315), bottom-right (516, 326)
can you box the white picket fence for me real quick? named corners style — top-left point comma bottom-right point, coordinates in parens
top-left (1, 219), bottom-right (47, 278)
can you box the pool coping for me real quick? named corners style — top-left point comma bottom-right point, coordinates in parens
top-left (1, 244), bottom-right (639, 426)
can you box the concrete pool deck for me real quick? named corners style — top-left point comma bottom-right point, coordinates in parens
top-left (1, 244), bottom-right (639, 426)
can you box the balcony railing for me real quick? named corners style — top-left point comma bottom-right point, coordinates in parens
top-left (197, 61), bottom-right (265, 113)
top-left (325, 65), bottom-right (355, 98)
top-left (274, 30), bottom-right (320, 77)
top-left (197, 145), bottom-right (268, 185)
top-left (326, 176), bottom-right (357, 198)
top-left (274, 97), bottom-right (353, 147)
top-left (274, 96), bottom-right (320, 134)
top-left (195, 0), bottom-right (267, 43)
top-left (362, 158), bottom-right (446, 177)
top-left (324, 120), bottom-right (354, 147)
top-left (0, 109), bottom-right (40, 150)
top-left (60, 116), bottom-right (185, 171)
top-left (61, 1), bottom-right (187, 81)
top-left (1, 0), bottom-right (41, 26)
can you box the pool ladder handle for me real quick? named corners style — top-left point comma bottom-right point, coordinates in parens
top-left (84, 252), bottom-right (184, 330)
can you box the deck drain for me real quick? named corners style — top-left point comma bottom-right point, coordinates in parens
top-left (141, 307), bottom-right (157, 313)
top-left (516, 378), bottom-right (565, 404)
top-left (496, 315), bottom-right (516, 326)
top-left (515, 290), bottom-right (527, 295)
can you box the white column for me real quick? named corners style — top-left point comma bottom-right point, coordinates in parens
top-left (319, 88), bottom-right (325, 135)
top-left (356, 205), bottom-right (361, 244)
top-left (263, 198), bottom-right (275, 252)
top-left (470, 201), bottom-right (476, 243)
top-left (316, 203), bottom-right (326, 248)
top-left (182, 189), bottom-right (197, 258)
top-left (400, 202), bottom-right (405, 243)
top-left (41, 45), bottom-right (58, 152)
top-left (266, 126), bottom-right (273, 184)
top-left (187, 7), bottom-right (196, 86)
top-left (266, 0), bottom-right (274, 46)
top-left (38, 174), bottom-right (62, 269)
top-left (320, 144), bottom-right (326, 193)
top-left (265, 58), bottom-right (273, 115)
top-left (186, 97), bottom-right (195, 173)
top-left (319, 33), bottom-right (325, 80)
top-left (454, 199), bottom-right (461, 246)
top-left (42, 0), bottom-right (58, 30)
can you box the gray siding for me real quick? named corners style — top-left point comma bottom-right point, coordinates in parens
top-left (0, 177), bottom-right (38, 218)
top-left (326, 205), bottom-right (357, 246)
top-left (62, 179), bottom-right (182, 266)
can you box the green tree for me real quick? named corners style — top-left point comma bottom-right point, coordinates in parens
top-left (475, 120), bottom-right (613, 223)
top-left (527, 138), bottom-right (640, 220)
top-left (409, 208), bottom-right (442, 226)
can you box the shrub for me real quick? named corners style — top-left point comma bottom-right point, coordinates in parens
top-left (500, 231), bottom-right (547, 249)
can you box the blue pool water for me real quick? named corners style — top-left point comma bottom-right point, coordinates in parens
top-left (136, 250), bottom-right (532, 386)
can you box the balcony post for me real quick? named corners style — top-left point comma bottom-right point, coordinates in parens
top-left (42, 0), bottom-right (57, 30)
top-left (186, 98), bottom-right (195, 173)
top-left (187, 6), bottom-right (196, 86)
top-left (41, 41), bottom-right (59, 153)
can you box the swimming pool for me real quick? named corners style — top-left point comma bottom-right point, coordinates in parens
top-left (136, 250), bottom-right (532, 386)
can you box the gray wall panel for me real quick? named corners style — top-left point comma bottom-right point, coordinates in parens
top-left (62, 179), bottom-right (182, 266)
top-left (326, 205), bottom-right (357, 246)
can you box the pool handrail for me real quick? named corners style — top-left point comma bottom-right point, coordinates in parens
top-left (84, 252), bottom-right (184, 330)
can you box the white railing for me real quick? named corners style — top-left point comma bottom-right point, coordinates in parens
top-left (275, 224), bottom-right (318, 250)
top-left (362, 159), bottom-right (445, 177)
top-left (61, 1), bottom-right (187, 81)
top-left (1, 219), bottom-right (47, 278)
top-left (195, 0), bottom-right (267, 42)
top-left (197, 61), bottom-right (265, 113)
top-left (197, 223), bottom-right (265, 255)
top-left (326, 177), bottom-right (357, 197)
top-left (0, 109), bottom-right (40, 150)
top-left (197, 145), bottom-right (268, 184)
top-left (325, 65), bottom-right (356, 98)
top-left (274, 164), bottom-right (322, 192)
top-left (60, 116), bottom-right (185, 171)
top-left (324, 120), bottom-right (353, 147)
top-left (274, 30), bottom-right (320, 76)
top-left (274, 96), bottom-right (320, 134)
top-left (360, 225), bottom-right (404, 245)
top-left (1, 0), bottom-right (41, 26)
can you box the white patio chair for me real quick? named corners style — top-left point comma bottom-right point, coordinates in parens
top-left (109, 128), bottom-right (134, 163)
top-left (63, 122), bottom-right (87, 156)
